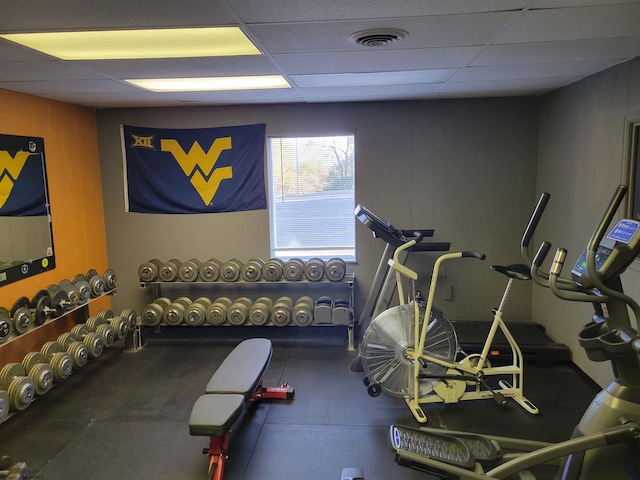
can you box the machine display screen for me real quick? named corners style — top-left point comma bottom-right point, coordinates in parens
top-left (607, 219), bottom-right (640, 244)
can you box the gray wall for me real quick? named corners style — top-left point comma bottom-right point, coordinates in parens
top-left (535, 56), bottom-right (640, 387)
top-left (96, 97), bottom-right (538, 335)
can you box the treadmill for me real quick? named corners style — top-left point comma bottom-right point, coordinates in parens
top-left (354, 203), bottom-right (571, 368)
top-left (352, 204), bottom-right (450, 371)
top-left (355, 205), bottom-right (451, 330)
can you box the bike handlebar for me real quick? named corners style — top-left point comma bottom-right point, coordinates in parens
top-left (462, 251), bottom-right (486, 260)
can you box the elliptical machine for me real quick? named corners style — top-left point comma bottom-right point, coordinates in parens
top-left (389, 185), bottom-right (640, 479)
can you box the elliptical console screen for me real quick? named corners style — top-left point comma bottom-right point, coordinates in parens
top-left (571, 219), bottom-right (640, 287)
top-left (607, 219), bottom-right (640, 244)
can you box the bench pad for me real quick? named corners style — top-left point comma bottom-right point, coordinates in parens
top-left (205, 338), bottom-right (272, 397)
top-left (189, 394), bottom-right (244, 436)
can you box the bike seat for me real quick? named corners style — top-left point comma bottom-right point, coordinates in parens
top-left (491, 263), bottom-right (531, 280)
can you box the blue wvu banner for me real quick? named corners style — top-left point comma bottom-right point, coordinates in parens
top-left (122, 123), bottom-right (267, 214)
top-left (0, 137), bottom-right (47, 217)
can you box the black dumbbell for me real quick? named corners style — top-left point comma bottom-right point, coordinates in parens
top-left (29, 288), bottom-right (69, 325)
top-left (47, 284), bottom-right (77, 310)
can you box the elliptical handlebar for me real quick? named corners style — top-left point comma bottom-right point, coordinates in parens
top-left (532, 241), bottom-right (551, 268)
top-left (587, 185), bottom-right (628, 255)
top-left (521, 192), bottom-right (551, 267)
top-left (549, 248), bottom-right (567, 277)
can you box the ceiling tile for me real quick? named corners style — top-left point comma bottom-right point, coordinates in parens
top-left (273, 47), bottom-right (483, 75)
top-left (0, 0), bottom-right (639, 107)
top-left (471, 37), bottom-right (640, 65)
top-left (440, 76), bottom-right (581, 95)
top-left (246, 12), bottom-right (518, 54)
top-left (494, 3), bottom-right (640, 43)
top-left (0, 78), bottom-right (141, 95)
top-left (0, 61), bottom-right (107, 81)
top-left (299, 83), bottom-right (445, 101)
top-left (0, 0), bottom-right (236, 31)
top-left (451, 59), bottom-right (622, 81)
top-left (76, 56), bottom-right (282, 79)
top-left (229, 0), bottom-right (528, 23)
top-left (530, 0), bottom-right (638, 7)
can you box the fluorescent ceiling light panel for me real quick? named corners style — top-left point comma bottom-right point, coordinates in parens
top-left (126, 75), bottom-right (291, 92)
top-left (0, 27), bottom-right (261, 60)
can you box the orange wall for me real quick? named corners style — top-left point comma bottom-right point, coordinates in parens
top-left (0, 88), bottom-right (110, 314)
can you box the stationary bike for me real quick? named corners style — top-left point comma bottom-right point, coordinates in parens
top-left (388, 185), bottom-right (640, 479)
top-left (360, 226), bottom-right (539, 424)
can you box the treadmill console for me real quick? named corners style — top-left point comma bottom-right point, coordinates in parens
top-left (571, 219), bottom-right (640, 288)
top-left (354, 204), bottom-right (450, 252)
top-left (355, 204), bottom-right (408, 246)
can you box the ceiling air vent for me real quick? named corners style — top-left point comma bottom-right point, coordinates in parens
top-left (349, 29), bottom-right (407, 47)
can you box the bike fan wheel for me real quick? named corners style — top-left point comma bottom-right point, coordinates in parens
top-left (361, 303), bottom-right (457, 398)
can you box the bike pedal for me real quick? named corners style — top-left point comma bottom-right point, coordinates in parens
top-left (390, 425), bottom-right (475, 469)
top-left (494, 391), bottom-right (508, 406)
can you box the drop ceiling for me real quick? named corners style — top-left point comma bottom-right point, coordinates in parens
top-left (1, 0), bottom-right (639, 109)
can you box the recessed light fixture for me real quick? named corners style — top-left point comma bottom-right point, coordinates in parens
top-left (348, 28), bottom-right (408, 47)
top-left (0, 27), bottom-right (261, 60)
top-left (126, 75), bottom-right (291, 92)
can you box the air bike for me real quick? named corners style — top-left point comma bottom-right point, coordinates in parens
top-left (359, 202), bottom-right (543, 423)
top-left (383, 185), bottom-right (640, 479)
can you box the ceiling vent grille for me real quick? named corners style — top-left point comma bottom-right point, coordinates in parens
top-left (349, 29), bottom-right (407, 47)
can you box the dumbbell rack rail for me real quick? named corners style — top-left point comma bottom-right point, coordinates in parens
top-left (1, 290), bottom-right (116, 349)
top-left (139, 274), bottom-right (356, 350)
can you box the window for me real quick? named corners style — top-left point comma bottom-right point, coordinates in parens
top-left (268, 135), bottom-right (355, 260)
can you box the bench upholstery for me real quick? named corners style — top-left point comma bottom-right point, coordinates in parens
top-left (189, 394), bottom-right (244, 436)
top-left (205, 338), bottom-right (272, 397)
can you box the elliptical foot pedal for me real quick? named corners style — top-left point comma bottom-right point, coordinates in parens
top-left (443, 431), bottom-right (500, 466)
top-left (390, 425), bottom-right (474, 469)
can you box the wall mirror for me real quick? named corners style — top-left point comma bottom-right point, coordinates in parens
top-left (0, 133), bottom-right (55, 287)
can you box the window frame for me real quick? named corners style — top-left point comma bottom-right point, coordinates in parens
top-left (266, 134), bottom-right (356, 261)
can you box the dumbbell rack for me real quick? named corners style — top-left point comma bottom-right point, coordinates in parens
top-left (0, 289), bottom-right (116, 424)
top-left (139, 274), bottom-right (357, 350)
top-left (0, 291), bottom-right (115, 353)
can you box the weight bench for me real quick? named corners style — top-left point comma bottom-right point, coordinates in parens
top-left (189, 338), bottom-right (294, 480)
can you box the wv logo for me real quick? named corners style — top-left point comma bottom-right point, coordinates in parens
top-left (0, 150), bottom-right (30, 210)
top-left (161, 137), bottom-right (233, 206)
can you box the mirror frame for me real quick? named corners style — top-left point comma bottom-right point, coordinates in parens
top-left (0, 133), bottom-right (56, 287)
